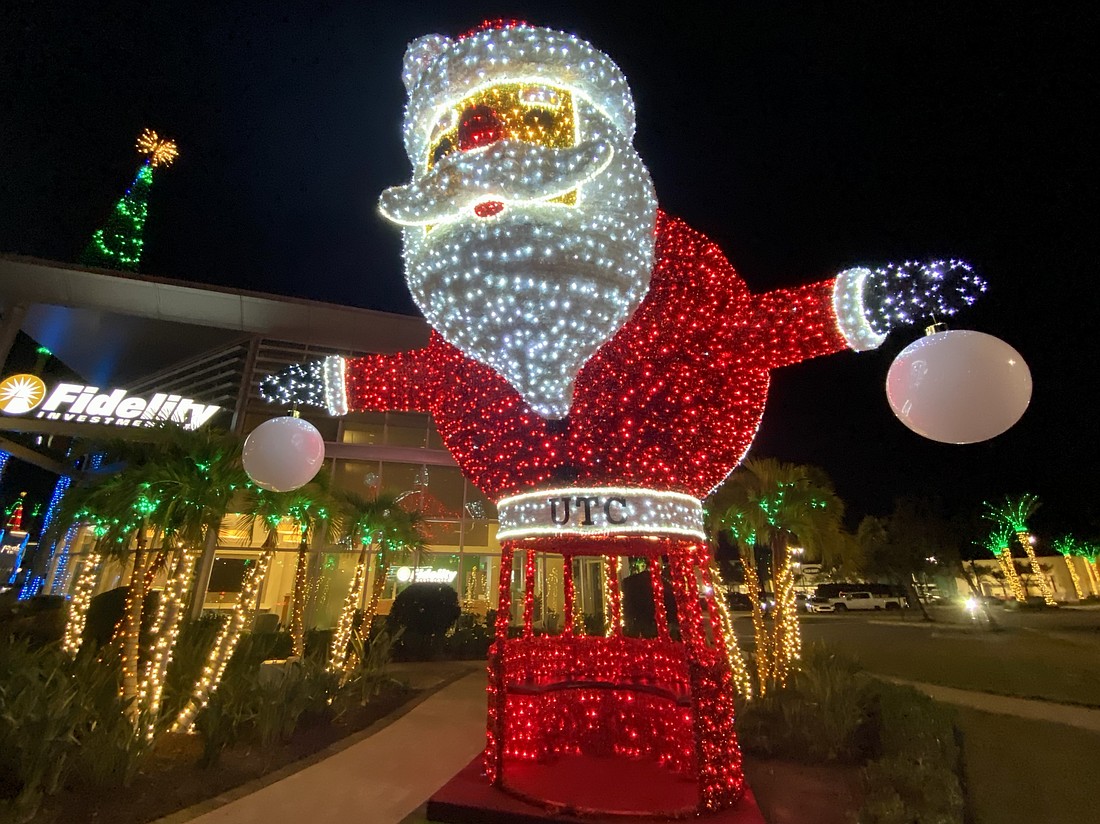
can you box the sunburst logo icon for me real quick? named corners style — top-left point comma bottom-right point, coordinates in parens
top-left (0, 374), bottom-right (48, 415)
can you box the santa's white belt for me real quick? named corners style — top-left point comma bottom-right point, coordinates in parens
top-left (495, 486), bottom-right (706, 541)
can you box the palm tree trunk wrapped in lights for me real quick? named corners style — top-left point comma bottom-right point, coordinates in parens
top-left (740, 558), bottom-right (771, 691)
top-left (61, 545), bottom-right (102, 656)
top-left (140, 548), bottom-right (197, 736)
top-left (1053, 537), bottom-right (1085, 601)
top-left (289, 534), bottom-right (311, 657)
top-left (172, 549), bottom-right (273, 733)
top-left (990, 542), bottom-right (1026, 603)
top-left (330, 490), bottom-right (425, 674)
top-left (707, 562), bottom-right (753, 698)
top-left (330, 545), bottom-right (370, 675)
top-left (1018, 532), bottom-right (1056, 605)
top-left (119, 531), bottom-right (149, 716)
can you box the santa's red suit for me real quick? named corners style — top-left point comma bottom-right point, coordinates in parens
top-left (336, 212), bottom-right (848, 498)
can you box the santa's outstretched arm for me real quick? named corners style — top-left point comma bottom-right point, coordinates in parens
top-left (752, 260), bottom-right (987, 368)
top-left (259, 345), bottom-right (434, 416)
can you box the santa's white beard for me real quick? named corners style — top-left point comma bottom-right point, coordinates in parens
top-left (399, 125), bottom-right (656, 419)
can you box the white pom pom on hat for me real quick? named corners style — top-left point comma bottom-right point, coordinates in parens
top-left (400, 21), bottom-right (637, 167)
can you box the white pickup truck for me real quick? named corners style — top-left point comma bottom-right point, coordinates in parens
top-left (813, 591), bottom-right (905, 612)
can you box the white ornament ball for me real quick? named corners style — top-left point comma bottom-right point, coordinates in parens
top-left (886, 330), bottom-right (1032, 444)
top-left (242, 416), bottom-right (326, 492)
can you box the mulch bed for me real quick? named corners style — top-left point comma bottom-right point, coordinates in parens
top-left (742, 756), bottom-right (863, 824)
top-left (32, 684), bottom-right (416, 824)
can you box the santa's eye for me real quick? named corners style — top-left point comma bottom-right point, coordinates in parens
top-left (458, 105), bottom-right (504, 151)
top-left (523, 108), bottom-right (557, 133)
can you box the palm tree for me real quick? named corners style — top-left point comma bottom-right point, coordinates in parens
top-left (983, 525), bottom-right (1026, 603)
top-left (1053, 536), bottom-right (1086, 601)
top-left (284, 479), bottom-right (339, 658)
top-left (709, 458), bottom-right (843, 693)
top-left (1079, 542), bottom-right (1100, 596)
top-left (984, 495), bottom-right (1054, 605)
top-left (171, 482), bottom-right (297, 733)
top-left (328, 489), bottom-right (426, 675)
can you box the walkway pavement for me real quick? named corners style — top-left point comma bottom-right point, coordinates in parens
top-left (882, 676), bottom-right (1100, 733)
top-left (171, 668), bottom-right (487, 824)
top-left (157, 659), bottom-right (1100, 824)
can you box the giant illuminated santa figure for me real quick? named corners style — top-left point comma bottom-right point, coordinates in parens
top-left (263, 20), bottom-right (983, 816)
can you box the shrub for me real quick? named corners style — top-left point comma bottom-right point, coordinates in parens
top-left (69, 647), bottom-right (150, 789)
top-left (0, 595), bottom-right (66, 647)
top-left (387, 583), bottom-right (460, 660)
top-left (445, 614), bottom-right (492, 660)
top-left (337, 628), bottom-right (404, 713)
top-left (737, 644), bottom-right (965, 824)
top-left (0, 640), bottom-right (82, 816)
top-left (860, 681), bottom-right (964, 823)
top-left (736, 645), bottom-right (870, 763)
top-left (252, 658), bottom-right (338, 748)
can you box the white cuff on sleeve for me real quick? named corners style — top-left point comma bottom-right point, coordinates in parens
top-left (322, 355), bottom-right (348, 417)
top-left (833, 268), bottom-right (887, 352)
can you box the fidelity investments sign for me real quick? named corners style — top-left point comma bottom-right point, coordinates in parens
top-left (0, 374), bottom-right (222, 430)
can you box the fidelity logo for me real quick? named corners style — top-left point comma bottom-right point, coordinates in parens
top-left (0, 374), bottom-right (221, 430)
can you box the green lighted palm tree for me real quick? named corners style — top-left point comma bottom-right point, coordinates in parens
top-left (983, 524), bottom-right (1025, 602)
top-left (1053, 536), bottom-right (1086, 600)
top-left (709, 458), bottom-right (843, 692)
top-left (329, 489), bottom-right (426, 675)
top-left (282, 479), bottom-right (340, 658)
top-left (984, 494), bottom-right (1054, 605)
top-left (1078, 542), bottom-right (1100, 596)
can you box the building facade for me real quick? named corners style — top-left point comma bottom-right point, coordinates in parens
top-left (1, 255), bottom-right (510, 629)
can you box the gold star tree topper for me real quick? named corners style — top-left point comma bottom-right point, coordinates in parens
top-left (136, 129), bottom-right (179, 167)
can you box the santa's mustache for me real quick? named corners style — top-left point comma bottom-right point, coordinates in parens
top-left (378, 138), bottom-right (614, 226)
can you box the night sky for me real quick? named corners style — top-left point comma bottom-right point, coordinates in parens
top-left (0, 2), bottom-right (1093, 537)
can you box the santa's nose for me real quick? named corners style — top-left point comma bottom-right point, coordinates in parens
top-left (458, 105), bottom-right (504, 152)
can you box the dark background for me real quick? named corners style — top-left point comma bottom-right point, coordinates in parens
top-left (0, 2), bottom-right (1094, 537)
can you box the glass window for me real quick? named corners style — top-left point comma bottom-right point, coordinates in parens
top-left (333, 458), bottom-right (383, 494)
top-left (385, 411), bottom-right (430, 447)
top-left (342, 412), bottom-right (386, 445)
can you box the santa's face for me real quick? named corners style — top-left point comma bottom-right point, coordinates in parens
top-left (380, 78), bottom-right (657, 419)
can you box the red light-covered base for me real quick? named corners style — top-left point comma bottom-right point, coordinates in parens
top-left (428, 754), bottom-right (766, 824)
top-left (484, 537), bottom-right (745, 815)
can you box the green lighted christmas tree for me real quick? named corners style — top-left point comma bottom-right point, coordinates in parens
top-left (81, 129), bottom-right (178, 272)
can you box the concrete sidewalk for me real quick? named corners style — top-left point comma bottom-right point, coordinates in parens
top-left (175, 669), bottom-right (487, 824)
top-left (883, 676), bottom-right (1100, 733)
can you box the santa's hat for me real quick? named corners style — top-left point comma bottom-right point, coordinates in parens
top-left (400, 21), bottom-right (636, 166)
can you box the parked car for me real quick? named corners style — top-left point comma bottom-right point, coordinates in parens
top-left (726, 592), bottom-right (753, 611)
top-left (822, 591), bottom-right (905, 612)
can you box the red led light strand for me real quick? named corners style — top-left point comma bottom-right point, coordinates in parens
top-left (485, 541), bottom-right (516, 785)
top-left (650, 555), bottom-right (671, 642)
top-left (522, 548), bottom-right (536, 637)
